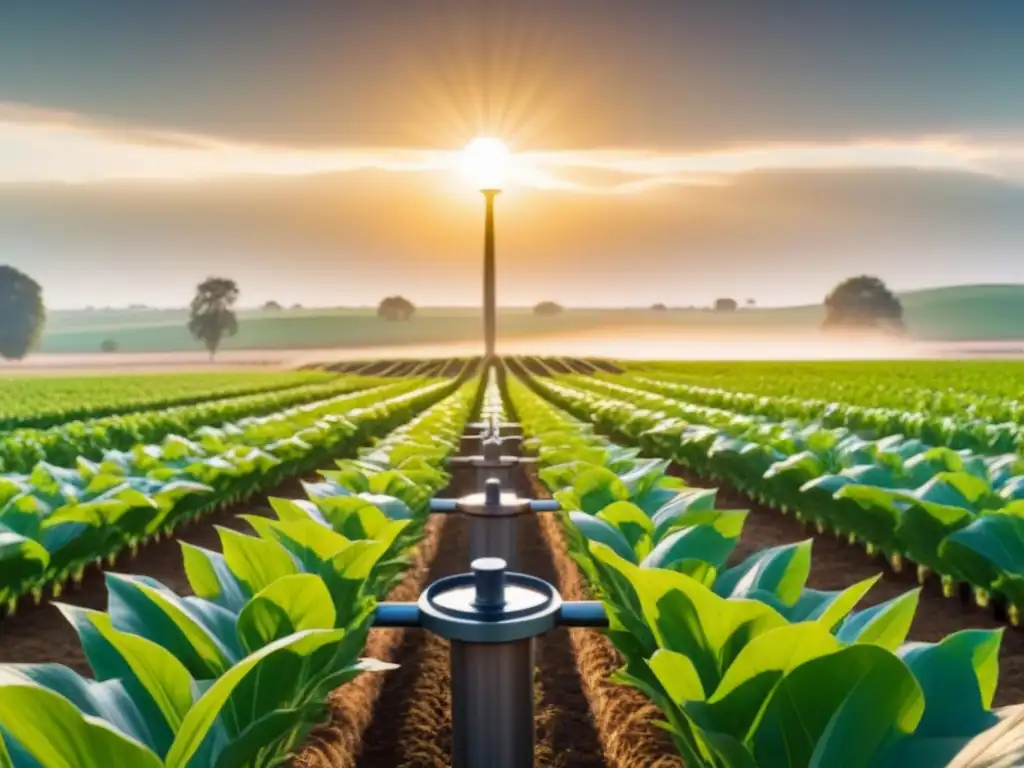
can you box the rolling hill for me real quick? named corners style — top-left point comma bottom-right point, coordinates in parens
top-left (35, 284), bottom-right (1024, 354)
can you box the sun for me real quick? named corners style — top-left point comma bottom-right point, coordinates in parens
top-left (460, 137), bottom-right (510, 190)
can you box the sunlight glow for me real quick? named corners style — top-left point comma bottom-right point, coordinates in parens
top-left (460, 137), bottom-right (510, 190)
top-left (0, 103), bottom-right (1020, 194)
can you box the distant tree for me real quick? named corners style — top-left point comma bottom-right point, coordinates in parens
top-left (650, 303), bottom-right (668, 312)
top-left (291, 303), bottom-right (303, 310)
top-left (101, 339), bottom-right (119, 353)
top-left (262, 300), bottom-right (283, 311)
top-left (128, 303), bottom-right (149, 311)
top-left (823, 275), bottom-right (903, 332)
top-left (0, 266), bottom-right (45, 361)
top-left (534, 301), bottom-right (564, 317)
top-left (745, 298), bottom-right (756, 308)
top-left (714, 298), bottom-right (738, 312)
top-left (377, 296), bottom-right (415, 321)
top-left (188, 277), bottom-right (239, 360)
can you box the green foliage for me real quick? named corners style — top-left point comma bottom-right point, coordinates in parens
top-left (531, 370), bottom-right (1024, 624)
top-left (0, 377), bottom-right (478, 766)
top-left (0, 265), bottom-right (45, 361)
top-left (188, 277), bottom-right (240, 359)
top-left (824, 275), bottom-right (904, 332)
top-left (508, 371), bottom-right (1009, 767)
top-left (0, 377), bottom-right (458, 612)
top-left (377, 296), bottom-right (416, 321)
top-left (0, 371), bottom-right (331, 431)
top-left (0, 374), bottom-right (390, 472)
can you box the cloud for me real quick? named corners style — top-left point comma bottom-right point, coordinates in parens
top-left (1, 101), bottom-right (1022, 193)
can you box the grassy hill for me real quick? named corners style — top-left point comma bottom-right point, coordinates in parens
top-left (36, 284), bottom-right (1024, 354)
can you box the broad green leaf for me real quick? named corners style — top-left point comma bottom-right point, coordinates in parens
top-left (807, 647), bottom-right (924, 767)
top-left (86, 612), bottom-right (196, 738)
top-left (640, 523), bottom-right (739, 572)
top-left (0, 671), bottom-right (162, 768)
top-left (236, 574), bottom-right (336, 654)
top-left (268, 496), bottom-right (322, 524)
top-left (835, 590), bottom-right (920, 651)
top-left (180, 543), bottom-right (247, 612)
top-left (164, 629), bottom-right (349, 767)
top-left (626, 563), bottom-right (787, 695)
top-left (105, 574), bottom-right (233, 680)
top-left (647, 648), bottom-right (706, 703)
top-left (217, 527), bottom-right (298, 596)
top-left (316, 496), bottom-right (391, 539)
top-left (572, 512), bottom-right (636, 562)
top-left (695, 622), bottom-right (843, 742)
top-left (941, 513), bottom-right (1024, 591)
top-left (242, 516), bottom-right (351, 572)
top-left (714, 541), bottom-right (811, 607)
top-left (596, 501), bottom-right (653, 556)
top-left (897, 630), bottom-right (1002, 737)
top-left (572, 467), bottom-right (629, 515)
top-left (785, 576), bottom-right (880, 630)
top-left (751, 644), bottom-right (922, 768)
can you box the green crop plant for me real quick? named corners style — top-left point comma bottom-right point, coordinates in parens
top-left (0, 378), bottom-right (459, 614)
top-left (0, 374), bottom-right (392, 473)
top-left (0, 371), bottom-right (333, 431)
top-left (523, 371), bottom-right (1024, 627)
top-left (0, 380), bottom-right (477, 766)
top-left (508, 371), bottom-right (1009, 766)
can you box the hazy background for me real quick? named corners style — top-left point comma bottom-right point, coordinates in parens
top-left (1, 1), bottom-right (1024, 311)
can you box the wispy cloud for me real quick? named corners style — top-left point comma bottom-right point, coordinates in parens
top-left (1, 101), bottom-right (1021, 193)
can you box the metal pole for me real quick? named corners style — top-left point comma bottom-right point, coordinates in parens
top-left (468, 478), bottom-right (519, 567)
top-left (451, 638), bottom-right (534, 768)
top-left (482, 189), bottom-right (499, 366)
top-left (420, 558), bottom-right (561, 768)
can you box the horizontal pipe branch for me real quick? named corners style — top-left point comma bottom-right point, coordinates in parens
top-left (374, 602), bottom-right (422, 627)
top-left (529, 499), bottom-right (561, 513)
top-left (428, 498), bottom-right (459, 514)
top-left (558, 601), bottom-right (608, 628)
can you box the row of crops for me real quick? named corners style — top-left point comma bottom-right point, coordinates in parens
top-left (520, 368), bottom-right (1024, 626)
top-left (0, 374), bottom-right (411, 473)
top-left (0, 359), bottom-right (1017, 766)
top-left (505, 372), bottom-right (1006, 766)
top-left (0, 371), bottom-right (471, 613)
top-left (621, 360), bottom-right (1024, 421)
top-left (0, 371), bottom-right (334, 431)
top-left (0, 376), bottom-right (479, 765)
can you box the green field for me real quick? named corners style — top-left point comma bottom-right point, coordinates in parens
top-left (38, 283), bottom-right (1024, 354)
top-left (0, 359), bottom-right (1020, 765)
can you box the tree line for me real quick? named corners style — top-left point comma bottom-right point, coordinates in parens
top-left (0, 268), bottom-right (907, 361)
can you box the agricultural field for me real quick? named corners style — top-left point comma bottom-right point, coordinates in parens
top-left (0, 357), bottom-right (1022, 766)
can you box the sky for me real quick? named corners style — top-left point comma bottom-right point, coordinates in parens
top-left (2, 0), bottom-right (1024, 309)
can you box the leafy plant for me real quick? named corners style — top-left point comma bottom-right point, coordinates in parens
top-left (0, 379), bottom-right (478, 765)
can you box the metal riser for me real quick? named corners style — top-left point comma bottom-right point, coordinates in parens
top-left (465, 424), bottom-right (523, 438)
top-left (468, 515), bottom-right (519, 569)
top-left (471, 466), bottom-right (516, 488)
top-left (451, 639), bottom-right (535, 768)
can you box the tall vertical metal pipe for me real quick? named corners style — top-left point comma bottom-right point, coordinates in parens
top-left (482, 189), bottom-right (500, 366)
